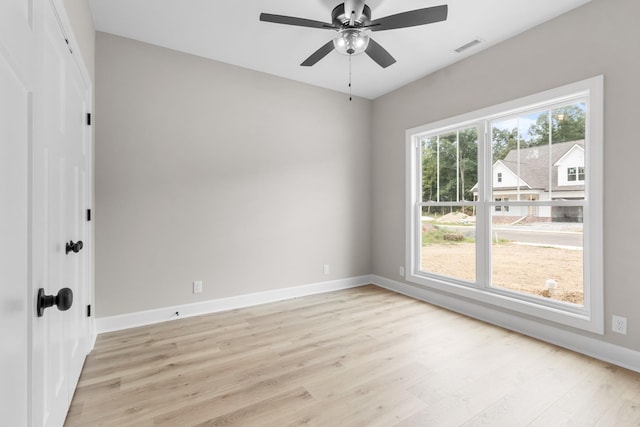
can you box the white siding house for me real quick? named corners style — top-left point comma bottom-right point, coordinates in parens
top-left (555, 144), bottom-right (585, 188)
top-left (473, 140), bottom-right (585, 222)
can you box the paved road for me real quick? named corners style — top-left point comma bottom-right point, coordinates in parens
top-left (438, 225), bottom-right (583, 248)
top-left (492, 227), bottom-right (582, 248)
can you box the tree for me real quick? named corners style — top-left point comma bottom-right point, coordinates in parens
top-left (491, 104), bottom-right (585, 160)
top-left (528, 104), bottom-right (585, 145)
top-left (422, 137), bottom-right (438, 204)
top-left (458, 128), bottom-right (478, 201)
top-left (437, 134), bottom-right (458, 202)
top-left (421, 128), bottom-right (478, 206)
top-left (492, 127), bottom-right (519, 161)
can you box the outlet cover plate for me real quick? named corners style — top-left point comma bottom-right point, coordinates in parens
top-left (612, 315), bottom-right (627, 335)
top-left (193, 280), bottom-right (203, 294)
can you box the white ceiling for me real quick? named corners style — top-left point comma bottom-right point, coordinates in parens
top-left (88, 0), bottom-right (591, 100)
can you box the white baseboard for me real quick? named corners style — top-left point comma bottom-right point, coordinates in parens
top-left (370, 274), bottom-right (640, 374)
top-left (96, 275), bottom-right (373, 334)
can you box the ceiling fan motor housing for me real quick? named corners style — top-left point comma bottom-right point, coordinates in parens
top-left (331, 3), bottom-right (371, 28)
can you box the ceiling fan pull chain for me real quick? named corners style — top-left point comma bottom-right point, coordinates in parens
top-left (349, 53), bottom-right (352, 101)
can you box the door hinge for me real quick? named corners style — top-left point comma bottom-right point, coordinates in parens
top-left (86, 113), bottom-right (92, 126)
top-left (86, 208), bottom-right (92, 222)
top-left (87, 304), bottom-right (92, 317)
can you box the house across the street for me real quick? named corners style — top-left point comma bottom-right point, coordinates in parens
top-left (472, 140), bottom-right (585, 223)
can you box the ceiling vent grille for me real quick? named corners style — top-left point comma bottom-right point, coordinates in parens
top-left (454, 39), bottom-right (482, 53)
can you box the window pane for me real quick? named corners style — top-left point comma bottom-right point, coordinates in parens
top-left (421, 206), bottom-right (476, 283)
top-left (422, 136), bottom-right (438, 202)
top-left (551, 103), bottom-right (586, 143)
top-left (490, 206), bottom-right (583, 305)
top-left (438, 132), bottom-right (457, 202)
top-left (491, 102), bottom-right (586, 219)
top-left (491, 110), bottom-right (550, 209)
top-left (421, 127), bottom-right (478, 203)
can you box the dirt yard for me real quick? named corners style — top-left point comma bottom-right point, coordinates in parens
top-left (422, 242), bottom-right (583, 304)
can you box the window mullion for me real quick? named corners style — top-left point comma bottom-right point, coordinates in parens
top-left (414, 138), bottom-right (422, 275)
top-left (476, 120), bottom-right (490, 290)
top-left (548, 109), bottom-right (553, 199)
top-left (436, 135), bottom-right (440, 202)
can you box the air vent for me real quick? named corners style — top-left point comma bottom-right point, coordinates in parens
top-left (454, 39), bottom-right (482, 53)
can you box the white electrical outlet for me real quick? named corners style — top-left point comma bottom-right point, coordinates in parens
top-left (612, 315), bottom-right (627, 335)
top-left (399, 266), bottom-right (405, 277)
top-left (323, 264), bottom-right (330, 275)
top-left (193, 280), bottom-right (203, 294)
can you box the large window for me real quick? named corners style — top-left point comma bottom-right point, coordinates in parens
top-left (406, 77), bottom-right (603, 333)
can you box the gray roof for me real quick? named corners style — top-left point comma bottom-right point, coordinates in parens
top-left (499, 140), bottom-right (585, 192)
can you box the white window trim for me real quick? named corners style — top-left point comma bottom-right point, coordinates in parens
top-left (405, 76), bottom-right (604, 334)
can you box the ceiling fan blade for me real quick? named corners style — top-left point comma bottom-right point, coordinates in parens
top-left (365, 38), bottom-right (396, 68)
top-left (301, 41), bottom-right (335, 66)
top-left (260, 13), bottom-right (336, 29)
top-left (367, 5), bottom-right (448, 32)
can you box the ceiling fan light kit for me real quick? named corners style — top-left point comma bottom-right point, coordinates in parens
top-left (333, 29), bottom-right (370, 56)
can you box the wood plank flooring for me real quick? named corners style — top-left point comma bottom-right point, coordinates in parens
top-left (65, 285), bottom-right (640, 426)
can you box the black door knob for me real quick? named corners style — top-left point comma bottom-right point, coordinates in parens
top-left (37, 288), bottom-right (73, 317)
top-left (66, 240), bottom-right (83, 254)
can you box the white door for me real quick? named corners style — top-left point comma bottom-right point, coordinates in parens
top-left (0, 0), bottom-right (91, 422)
top-left (29, 1), bottom-right (93, 426)
top-left (0, 0), bottom-right (37, 426)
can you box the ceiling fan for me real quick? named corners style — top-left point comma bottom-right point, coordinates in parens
top-left (259, 0), bottom-right (448, 68)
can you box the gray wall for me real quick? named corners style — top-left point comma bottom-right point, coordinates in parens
top-left (372, 0), bottom-right (640, 351)
top-left (95, 33), bottom-right (372, 317)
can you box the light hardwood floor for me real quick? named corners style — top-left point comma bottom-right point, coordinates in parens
top-left (65, 285), bottom-right (640, 426)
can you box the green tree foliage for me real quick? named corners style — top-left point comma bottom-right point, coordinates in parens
top-left (458, 128), bottom-right (478, 201)
top-left (491, 127), bottom-right (519, 161)
top-left (422, 128), bottom-right (478, 205)
top-left (491, 104), bottom-right (586, 161)
top-left (422, 137), bottom-right (438, 203)
top-left (528, 104), bottom-right (586, 145)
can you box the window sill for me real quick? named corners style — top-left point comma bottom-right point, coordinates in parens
top-left (406, 271), bottom-right (603, 334)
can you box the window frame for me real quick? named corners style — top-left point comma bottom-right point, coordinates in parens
top-left (405, 76), bottom-right (604, 334)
